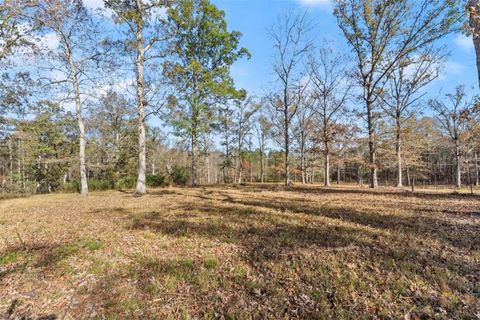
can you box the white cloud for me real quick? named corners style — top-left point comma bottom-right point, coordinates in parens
top-left (37, 33), bottom-right (60, 51)
top-left (454, 34), bottom-right (474, 52)
top-left (297, 0), bottom-right (331, 8)
top-left (438, 60), bottom-right (465, 81)
top-left (83, 0), bottom-right (105, 10)
top-left (444, 61), bottom-right (464, 75)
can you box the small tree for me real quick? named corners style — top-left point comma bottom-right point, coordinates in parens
top-left (254, 113), bottom-right (272, 183)
top-left (232, 97), bottom-right (259, 184)
top-left (268, 10), bottom-right (313, 186)
top-left (308, 46), bottom-right (351, 186)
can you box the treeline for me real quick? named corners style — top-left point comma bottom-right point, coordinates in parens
top-left (0, 0), bottom-right (479, 195)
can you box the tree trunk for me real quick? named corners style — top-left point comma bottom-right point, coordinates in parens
top-left (20, 139), bottom-right (25, 192)
top-left (455, 142), bottom-right (462, 188)
top-left (469, 0), bottom-right (480, 89)
top-left (324, 150), bottom-right (330, 187)
top-left (366, 98), bottom-right (378, 188)
top-left (358, 165), bottom-right (363, 186)
top-left (300, 139), bottom-right (306, 185)
top-left (260, 146), bottom-right (265, 183)
top-left (284, 88), bottom-right (290, 186)
top-left (205, 155), bottom-right (210, 184)
top-left (134, 13), bottom-right (147, 195)
top-left (249, 158), bottom-right (253, 183)
top-left (337, 163), bottom-right (340, 184)
top-left (8, 138), bottom-right (13, 184)
top-left (284, 121), bottom-right (290, 186)
top-left (191, 130), bottom-right (199, 186)
top-left (237, 154), bottom-right (243, 184)
top-left (66, 42), bottom-right (88, 196)
top-left (475, 150), bottom-right (479, 187)
top-left (406, 164), bottom-right (411, 186)
top-left (395, 115), bottom-right (403, 187)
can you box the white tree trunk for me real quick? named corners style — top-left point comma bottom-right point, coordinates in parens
top-left (475, 151), bottom-right (479, 186)
top-left (366, 99), bottom-right (378, 188)
top-left (324, 152), bottom-right (330, 187)
top-left (66, 43), bottom-right (88, 196)
top-left (135, 10), bottom-right (147, 195)
top-left (396, 118), bottom-right (403, 187)
top-left (455, 143), bottom-right (462, 188)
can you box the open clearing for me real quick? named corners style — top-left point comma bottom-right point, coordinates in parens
top-left (1, 185), bottom-right (479, 319)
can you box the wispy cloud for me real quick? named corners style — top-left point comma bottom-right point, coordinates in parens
top-left (83, 0), bottom-right (105, 10)
top-left (297, 0), bottom-right (331, 8)
top-left (454, 34), bottom-right (473, 52)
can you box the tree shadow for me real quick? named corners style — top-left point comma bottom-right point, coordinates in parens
top-left (218, 194), bottom-right (480, 251)
top-left (120, 197), bottom-right (478, 318)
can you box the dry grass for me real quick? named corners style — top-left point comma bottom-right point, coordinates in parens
top-left (0, 184), bottom-right (479, 319)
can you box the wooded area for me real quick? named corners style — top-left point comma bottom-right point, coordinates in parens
top-left (1, 0), bottom-right (479, 319)
top-left (0, 0), bottom-right (479, 195)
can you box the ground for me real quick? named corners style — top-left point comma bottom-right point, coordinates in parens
top-left (0, 184), bottom-right (479, 319)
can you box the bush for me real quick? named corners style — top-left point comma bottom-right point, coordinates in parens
top-left (58, 181), bottom-right (79, 193)
top-left (115, 176), bottom-right (136, 190)
top-left (170, 166), bottom-right (190, 186)
top-left (88, 179), bottom-right (114, 191)
top-left (146, 174), bottom-right (167, 187)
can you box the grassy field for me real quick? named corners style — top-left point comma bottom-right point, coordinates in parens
top-left (0, 184), bottom-right (479, 319)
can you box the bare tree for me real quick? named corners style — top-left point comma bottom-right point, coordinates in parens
top-left (268, 10), bottom-right (313, 186)
top-left (334, 0), bottom-right (460, 188)
top-left (254, 113), bottom-right (272, 183)
top-left (380, 48), bottom-right (444, 187)
top-left (430, 86), bottom-right (479, 188)
top-left (232, 98), bottom-right (259, 184)
top-left (292, 79), bottom-right (315, 185)
top-left (308, 47), bottom-right (351, 187)
top-left (218, 104), bottom-right (234, 183)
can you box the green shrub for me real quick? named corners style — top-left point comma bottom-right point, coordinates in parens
top-left (116, 176), bottom-right (136, 190)
top-left (146, 174), bottom-right (166, 187)
top-left (88, 179), bottom-right (114, 191)
top-left (58, 181), bottom-right (79, 193)
top-left (170, 166), bottom-right (190, 186)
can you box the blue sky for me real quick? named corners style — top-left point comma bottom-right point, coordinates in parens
top-left (76, 0), bottom-right (480, 104)
top-left (208, 0), bottom-right (479, 102)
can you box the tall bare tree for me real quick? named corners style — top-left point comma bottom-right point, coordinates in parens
top-left (254, 113), bottom-right (272, 183)
top-left (334, 0), bottom-right (460, 188)
top-left (232, 98), bottom-right (259, 184)
top-left (269, 10), bottom-right (313, 186)
top-left (292, 79), bottom-right (315, 185)
top-left (380, 49), bottom-right (443, 187)
top-left (308, 47), bottom-right (351, 187)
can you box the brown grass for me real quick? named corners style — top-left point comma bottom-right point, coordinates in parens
top-left (0, 184), bottom-right (479, 319)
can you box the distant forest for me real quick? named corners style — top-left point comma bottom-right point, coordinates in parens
top-left (1, 0), bottom-right (479, 195)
